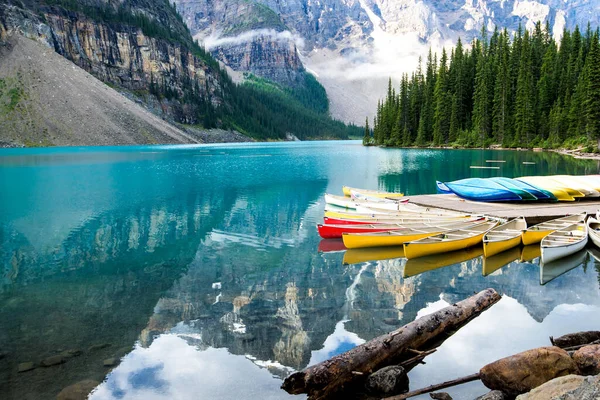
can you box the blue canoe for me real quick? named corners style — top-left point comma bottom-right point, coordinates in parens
top-left (436, 181), bottom-right (453, 194)
top-left (488, 177), bottom-right (537, 201)
top-left (491, 177), bottom-right (557, 201)
top-left (442, 178), bottom-right (523, 202)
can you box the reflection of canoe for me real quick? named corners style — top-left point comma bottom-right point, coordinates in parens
top-left (482, 247), bottom-right (520, 276)
top-left (342, 186), bottom-right (404, 198)
top-left (343, 246), bottom-right (405, 265)
top-left (520, 244), bottom-right (541, 263)
top-left (442, 178), bottom-right (522, 202)
top-left (540, 249), bottom-right (587, 285)
top-left (521, 213), bottom-right (586, 245)
top-left (403, 246), bottom-right (483, 278)
top-left (318, 239), bottom-right (347, 253)
top-left (483, 217), bottom-right (527, 257)
top-left (587, 216), bottom-right (600, 249)
top-left (587, 247), bottom-right (600, 263)
top-left (403, 221), bottom-right (497, 259)
top-left (319, 218), bottom-right (483, 239)
top-left (491, 177), bottom-right (556, 201)
top-left (541, 222), bottom-right (588, 263)
top-left (342, 219), bottom-right (486, 248)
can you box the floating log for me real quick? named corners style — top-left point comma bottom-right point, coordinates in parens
top-left (281, 288), bottom-right (501, 399)
top-left (470, 166), bottom-right (500, 169)
top-left (550, 331), bottom-right (600, 348)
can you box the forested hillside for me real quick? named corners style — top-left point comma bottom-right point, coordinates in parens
top-left (369, 24), bottom-right (600, 150)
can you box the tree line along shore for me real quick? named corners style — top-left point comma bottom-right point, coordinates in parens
top-left (365, 23), bottom-right (600, 151)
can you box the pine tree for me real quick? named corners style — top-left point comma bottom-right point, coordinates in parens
top-left (363, 117), bottom-right (371, 145)
top-left (585, 33), bottom-right (600, 147)
top-left (433, 49), bottom-right (451, 145)
top-left (472, 35), bottom-right (492, 147)
top-left (514, 31), bottom-right (535, 147)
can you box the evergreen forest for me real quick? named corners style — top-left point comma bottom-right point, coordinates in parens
top-left (367, 24), bottom-right (600, 150)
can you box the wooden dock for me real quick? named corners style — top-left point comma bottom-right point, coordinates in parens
top-left (409, 194), bottom-right (600, 224)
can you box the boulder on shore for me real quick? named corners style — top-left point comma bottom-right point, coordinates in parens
top-left (515, 374), bottom-right (600, 400)
top-left (479, 346), bottom-right (578, 396)
top-left (573, 345), bottom-right (600, 375)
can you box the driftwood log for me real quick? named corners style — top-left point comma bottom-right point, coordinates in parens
top-left (281, 288), bottom-right (501, 399)
top-left (550, 331), bottom-right (600, 348)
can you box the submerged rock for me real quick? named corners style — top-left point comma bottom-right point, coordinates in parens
top-left (57, 379), bottom-right (100, 400)
top-left (41, 355), bottom-right (66, 367)
top-left (17, 362), bottom-right (36, 372)
top-left (479, 346), bottom-right (578, 396)
top-left (365, 365), bottom-right (409, 396)
top-left (103, 358), bottom-right (119, 367)
top-left (573, 345), bottom-right (600, 375)
top-left (88, 343), bottom-right (111, 352)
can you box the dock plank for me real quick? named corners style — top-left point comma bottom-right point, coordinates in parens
top-left (409, 194), bottom-right (600, 224)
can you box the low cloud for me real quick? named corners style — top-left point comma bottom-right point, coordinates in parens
top-left (202, 29), bottom-right (305, 51)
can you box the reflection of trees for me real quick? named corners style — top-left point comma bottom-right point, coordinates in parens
top-left (376, 149), bottom-right (600, 195)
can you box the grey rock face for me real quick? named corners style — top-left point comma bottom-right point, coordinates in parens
top-left (476, 390), bottom-right (509, 400)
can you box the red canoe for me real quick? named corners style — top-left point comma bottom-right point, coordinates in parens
top-left (318, 223), bottom-right (411, 239)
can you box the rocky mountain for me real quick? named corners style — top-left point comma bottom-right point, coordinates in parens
top-left (0, 0), bottom-right (357, 147)
top-left (175, 0), bottom-right (600, 124)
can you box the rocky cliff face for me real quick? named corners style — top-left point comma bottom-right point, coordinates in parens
top-left (176, 0), bottom-right (307, 87)
top-left (0, 0), bottom-right (223, 125)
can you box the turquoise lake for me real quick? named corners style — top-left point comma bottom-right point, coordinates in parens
top-left (2, 141), bottom-right (600, 399)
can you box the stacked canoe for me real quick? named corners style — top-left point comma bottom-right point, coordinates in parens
top-left (437, 175), bottom-right (600, 202)
top-left (318, 185), bottom-right (600, 268)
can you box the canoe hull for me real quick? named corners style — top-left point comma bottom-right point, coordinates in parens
top-left (403, 232), bottom-right (486, 259)
top-left (483, 235), bottom-right (522, 258)
top-left (521, 229), bottom-right (552, 245)
top-left (541, 225), bottom-right (588, 263)
top-left (343, 231), bottom-right (442, 249)
top-left (588, 217), bottom-right (600, 249)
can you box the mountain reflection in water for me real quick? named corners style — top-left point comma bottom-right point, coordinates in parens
top-left (2, 143), bottom-right (600, 400)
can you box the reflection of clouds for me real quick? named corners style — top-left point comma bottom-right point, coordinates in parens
top-left (409, 296), bottom-right (600, 399)
top-left (308, 320), bottom-right (365, 366)
top-left (92, 335), bottom-right (301, 400)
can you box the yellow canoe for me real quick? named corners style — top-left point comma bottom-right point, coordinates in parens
top-left (550, 176), bottom-right (599, 197)
top-left (520, 244), bottom-right (541, 262)
top-left (517, 176), bottom-right (581, 200)
top-left (342, 186), bottom-right (404, 198)
top-left (482, 247), bottom-right (520, 276)
top-left (343, 246), bottom-right (405, 264)
top-left (403, 246), bottom-right (483, 278)
top-left (343, 219), bottom-right (486, 249)
top-left (521, 213), bottom-right (586, 245)
top-left (482, 217), bottom-right (527, 257)
top-left (403, 221), bottom-right (498, 260)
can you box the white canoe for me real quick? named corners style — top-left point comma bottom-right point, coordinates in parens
top-left (587, 215), bottom-right (600, 249)
top-left (540, 222), bottom-right (588, 263)
top-left (324, 194), bottom-right (407, 211)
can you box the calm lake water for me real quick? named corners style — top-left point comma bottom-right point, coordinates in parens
top-left (2, 141), bottom-right (600, 400)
